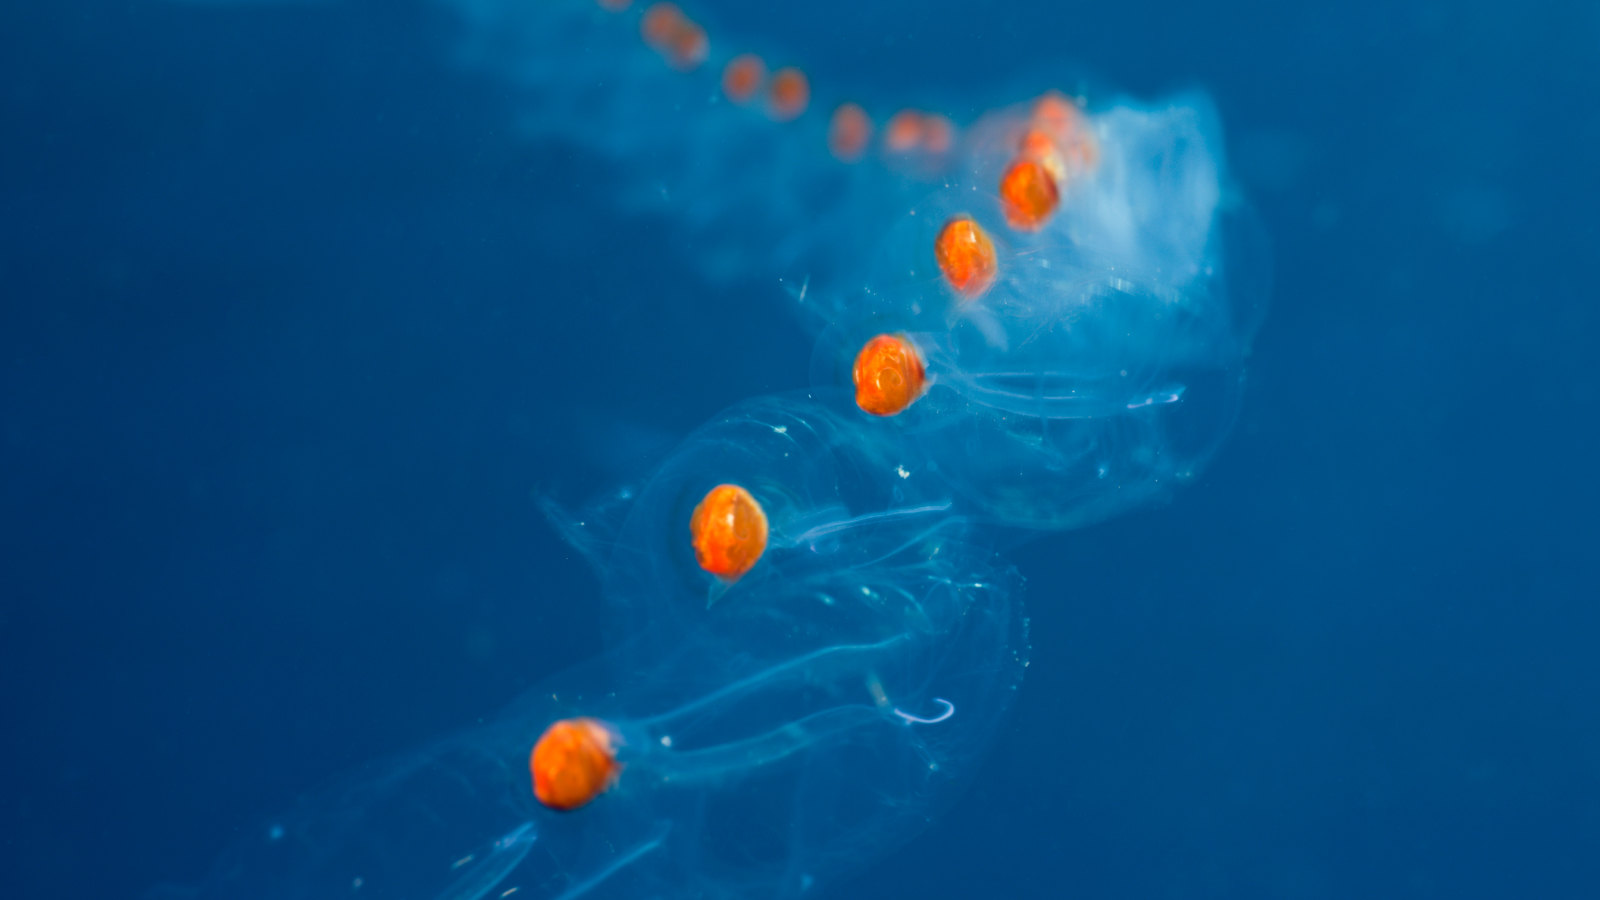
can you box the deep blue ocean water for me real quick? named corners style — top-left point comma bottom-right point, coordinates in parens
top-left (2, 1), bottom-right (1597, 898)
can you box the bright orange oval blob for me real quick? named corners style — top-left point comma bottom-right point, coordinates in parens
top-left (999, 157), bottom-right (1060, 231)
top-left (721, 53), bottom-right (766, 104)
top-left (690, 484), bottom-right (768, 582)
top-left (766, 67), bottom-right (810, 122)
top-left (934, 216), bottom-right (998, 299)
top-left (853, 334), bottom-right (927, 416)
top-left (828, 103), bottom-right (872, 163)
top-left (531, 717), bottom-right (622, 811)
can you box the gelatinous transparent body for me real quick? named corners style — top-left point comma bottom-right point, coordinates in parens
top-left (807, 97), bottom-right (1267, 528)
top-left (182, 3), bottom-right (1267, 897)
top-left (200, 397), bottom-right (1027, 900)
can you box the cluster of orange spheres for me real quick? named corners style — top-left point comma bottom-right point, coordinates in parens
top-left (602, 0), bottom-right (811, 121)
top-left (530, 6), bottom-right (1105, 817)
top-left (844, 97), bottom-right (1099, 420)
top-left (527, 335), bottom-right (934, 810)
top-left (528, 479), bottom-right (775, 812)
top-left (883, 109), bottom-right (956, 156)
top-left (997, 92), bottom-right (1095, 231)
top-left (935, 95), bottom-right (1099, 300)
top-left (721, 53), bottom-right (811, 123)
top-left (824, 106), bottom-right (958, 166)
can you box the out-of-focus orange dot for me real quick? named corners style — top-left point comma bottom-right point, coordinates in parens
top-left (884, 109), bottom-right (924, 153)
top-left (1019, 128), bottom-right (1055, 160)
top-left (1018, 127), bottom-right (1067, 183)
top-left (883, 110), bottom-right (954, 156)
top-left (828, 103), bottom-right (872, 162)
top-left (638, 3), bottom-right (707, 71)
top-left (935, 216), bottom-right (998, 299)
top-left (998, 157), bottom-right (1060, 231)
top-left (766, 67), bottom-right (809, 122)
top-left (531, 718), bottom-right (622, 811)
top-left (690, 484), bottom-right (768, 582)
top-left (1032, 91), bottom-right (1081, 133)
top-left (853, 334), bottom-right (927, 416)
top-left (721, 53), bottom-right (766, 104)
top-left (596, 0), bottom-right (631, 11)
top-left (920, 114), bottom-right (954, 154)
top-left (666, 20), bottom-right (709, 71)
top-left (1028, 91), bottom-right (1098, 170)
top-left (641, 2), bottom-right (684, 49)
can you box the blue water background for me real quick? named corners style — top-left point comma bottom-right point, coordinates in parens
top-left (2, 0), bottom-right (1597, 897)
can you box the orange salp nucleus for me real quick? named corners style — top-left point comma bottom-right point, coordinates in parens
top-left (666, 20), bottom-right (708, 71)
top-left (640, 3), bottom-right (707, 71)
top-left (1019, 127), bottom-right (1068, 184)
top-left (998, 157), bottom-right (1060, 231)
top-left (880, 109), bottom-right (956, 176)
top-left (919, 114), bottom-right (954, 154)
top-left (883, 109), bottom-right (925, 152)
top-left (853, 334), bottom-right (927, 416)
top-left (530, 717), bottom-right (622, 811)
top-left (934, 216), bottom-right (998, 298)
top-left (766, 67), bottom-right (810, 122)
top-left (690, 484), bottom-right (769, 582)
top-left (640, 2), bottom-right (684, 48)
top-left (1032, 91), bottom-right (1081, 134)
top-left (828, 103), bottom-right (872, 162)
top-left (721, 53), bottom-right (767, 104)
top-left (1028, 91), bottom-right (1098, 171)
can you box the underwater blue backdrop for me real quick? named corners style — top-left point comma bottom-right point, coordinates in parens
top-left (2, 0), bottom-right (1597, 897)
